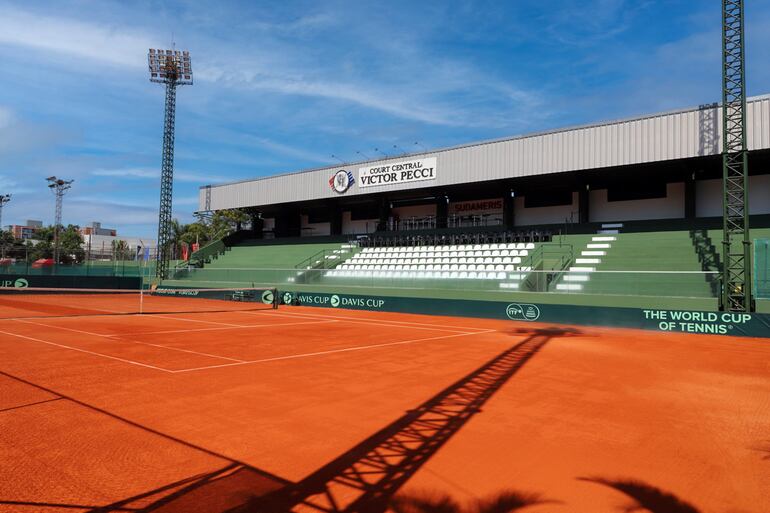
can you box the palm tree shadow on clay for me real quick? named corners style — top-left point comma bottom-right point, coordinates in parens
top-left (390, 489), bottom-right (547, 513)
top-left (578, 477), bottom-right (700, 513)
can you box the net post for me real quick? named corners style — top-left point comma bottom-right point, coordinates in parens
top-left (273, 288), bottom-right (279, 309)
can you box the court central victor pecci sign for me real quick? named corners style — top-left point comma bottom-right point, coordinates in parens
top-left (358, 157), bottom-right (437, 188)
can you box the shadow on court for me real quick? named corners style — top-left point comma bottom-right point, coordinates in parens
top-left (0, 327), bottom-right (564, 512)
top-left (0, 369), bottom-right (290, 513)
top-left (229, 327), bottom-right (568, 513)
top-left (389, 489), bottom-right (549, 513)
top-left (578, 477), bottom-right (701, 513)
top-left (0, 326), bottom-right (708, 513)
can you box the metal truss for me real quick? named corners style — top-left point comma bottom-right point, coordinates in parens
top-left (156, 80), bottom-right (177, 280)
top-left (721, 0), bottom-right (752, 311)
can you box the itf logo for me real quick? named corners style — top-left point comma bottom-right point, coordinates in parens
top-left (506, 303), bottom-right (540, 322)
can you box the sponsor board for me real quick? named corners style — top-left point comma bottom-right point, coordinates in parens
top-left (282, 290), bottom-right (770, 338)
top-left (0, 274), bottom-right (140, 290)
top-left (0, 278), bottom-right (28, 288)
top-left (358, 158), bottom-right (436, 188)
top-left (643, 309), bottom-right (753, 335)
top-left (449, 198), bottom-right (503, 215)
top-left (295, 292), bottom-right (387, 310)
top-left (261, 289), bottom-right (275, 304)
top-left (154, 288), bottom-right (200, 296)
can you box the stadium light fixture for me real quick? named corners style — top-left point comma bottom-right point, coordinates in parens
top-left (0, 194), bottom-right (10, 229)
top-left (148, 49), bottom-right (193, 85)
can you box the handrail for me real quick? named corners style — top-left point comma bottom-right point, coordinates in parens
top-left (295, 248), bottom-right (329, 270)
top-left (520, 242), bottom-right (573, 292)
top-left (186, 239), bottom-right (226, 267)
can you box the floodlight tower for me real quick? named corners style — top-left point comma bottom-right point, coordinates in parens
top-left (0, 194), bottom-right (10, 229)
top-left (721, 0), bottom-right (753, 311)
top-left (148, 48), bottom-right (193, 279)
top-left (46, 176), bottom-right (74, 263)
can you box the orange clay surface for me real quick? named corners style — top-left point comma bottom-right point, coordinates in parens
top-left (0, 297), bottom-right (768, 512)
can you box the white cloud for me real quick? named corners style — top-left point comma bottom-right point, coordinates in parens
top-left (0, 6), bottom-right (160, 69)
top-left (0, 106), bottom-right (13, 128)
top-left (0, 5), bottom-right (543, 128)
top-left (91, 167), bottom-right (228, 183)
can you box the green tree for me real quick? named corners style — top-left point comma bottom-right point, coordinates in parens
top-left (58, 225), bottom-right (85, 264)
top-left (166, 209), bottom-right (249, 255)
top-left (111, 239), bottom-right (131, 260)
top-left (0, 230), bottom-right (28, 261)
top-left (29, 224), bottom-right (84, 264)
top-left (209, 209), bottom-right (249, 239)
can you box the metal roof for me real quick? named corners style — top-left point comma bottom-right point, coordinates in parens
top-left (200, 94), bottom-right (770, 211)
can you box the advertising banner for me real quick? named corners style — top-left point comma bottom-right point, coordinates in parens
top-left (449, 198), bottom-right (503, 215)
top-left (358, 158), bottom-right (437, 188)
top-left (281, 290), bottom-right (770, 338)
top-left (0, 274), bottom-right (142, 290)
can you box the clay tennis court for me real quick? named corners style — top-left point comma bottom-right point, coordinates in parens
top-left (0, 293), bottom-right (768, 513)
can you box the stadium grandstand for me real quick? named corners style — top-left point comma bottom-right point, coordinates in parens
top-left (164, 96), bottom-right (770, 316)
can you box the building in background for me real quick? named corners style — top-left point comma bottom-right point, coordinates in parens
top-left (83, 233), bottom-right (157, 260)
top-left (5, 220), bottom-right (43, 240)
top-left (79, 222), bottom-right (117, 237)
top-left (198, 96), bottom-right (770, 238)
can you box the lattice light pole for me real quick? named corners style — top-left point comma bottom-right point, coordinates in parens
top-left (148, 48), bottom-right (193, 279)
top-left (0, 194), bottom-right (10, 229)
top-left (46, 176), bottom-right (74, 264)
top-left (721, 0), bottom-right (753, 312)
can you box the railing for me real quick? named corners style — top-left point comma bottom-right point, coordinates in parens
top-left (158, 267), bottom-right (720, 302)
top-left (294, 245), bottom-right (358, 284)
top-left (520, 243), bottom-right (574, 292)
top-left (186, 239), bottom-right (226, 267)
top-left (447, 214), bottom-right (504, 228)
top-left (182, 229), bottom-right (253, 269)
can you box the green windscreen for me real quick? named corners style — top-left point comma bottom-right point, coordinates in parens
top-left (755, 239), bottom-right (770, 299)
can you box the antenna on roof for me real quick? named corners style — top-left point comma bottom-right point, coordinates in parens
top-left (414, 141), bottom-right (427, 151)
top-left (356, 150), bottom-right (370, 160)
top-left (393, 144), bottom-right (406, 155)
top-left (331, 154), bottom-right (345, 165)
top-left (374, 147), bottom-right (388, 158)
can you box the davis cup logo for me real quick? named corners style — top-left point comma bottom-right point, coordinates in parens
top-left (14, 278), bottom-right (28, 288)
top-left (330, 170), bottom-right (355, 194)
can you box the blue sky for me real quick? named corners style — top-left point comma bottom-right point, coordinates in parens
top-left (1, 0), bottom-right (770, 237)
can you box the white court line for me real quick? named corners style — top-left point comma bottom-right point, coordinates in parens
top-left (102, 319), bottom-right (339, 337)
top-left (173, 329), bottom-right (497, 373)
top-left (149, 314), bottom-right (250, 328)
top-left (239, 310), bottom-right (489, 334)
top-left (12, 319), bottom-right (247, 363)
top-left (0, 330), bottom-right (174, 373)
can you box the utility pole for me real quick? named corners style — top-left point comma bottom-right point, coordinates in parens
top-left (721, 0), bottom-right (753, 311)
top-left (46, 177), bottom-right (74, 264)
top-left (148, 48), bottom-right (193, 280)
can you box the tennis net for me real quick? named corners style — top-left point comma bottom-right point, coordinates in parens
top-left (0, 286), bottom-right (279, 319)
